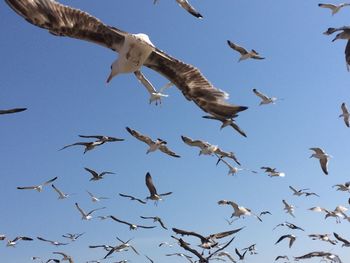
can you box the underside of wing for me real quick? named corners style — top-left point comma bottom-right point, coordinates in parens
top-left (181, 135), bottom-right (209, 149)
top-left (159, 145), bottom-right (180, 158)
top-left (145, 51), bottom-right (247, 119)
top-left (5, 0), bottom-right (126, 52)
top-left (126, 127), bottom-right (153, 145)
top-left (145, 172), bottom-right (158, 196)
top-left (227, 40), bottom-right (248, 55)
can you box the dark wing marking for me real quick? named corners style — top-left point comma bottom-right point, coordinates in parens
top-left (0, 108), bottom-right (27, 114)
top-left (159, 144), bottom-right (180, 158)
top-left (145, 172), bottom-right (158, 196)
top-left (119, 193), bottom-right (146, 204)
top-left (145, 51), bottom-right (247, 119)
top-left (227, 40), bottom-right (248, 55)
top-left (176, 0), bottom-right (203, 18)
top-left (126, 127), bottom-right (154, 145)
top-left (5, 0), bottom-right (126, 52)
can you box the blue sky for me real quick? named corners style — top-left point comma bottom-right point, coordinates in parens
top-left (1, 0), bottom-right (350, 262)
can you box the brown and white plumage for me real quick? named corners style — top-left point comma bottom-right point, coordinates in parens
top-left (227, 40), bottom-right (265, 61)
top-left (37, 237), bottom-right (69, 246)
top-left (294, 251), bottom-right (343, 263)
top-left (218, 200), bottom-right (261, 221)
top-left (339, 102), bottom-right (350, 127)
top-left (145, 172), bottom-right (172, 201)
top-left (181, 135), bottom-right (240, 165)
top-left (309, 147), bottom-right (331, 175)
top-left (84, 167), bottom-right (115, 181)
top-left (6, 236), bottom-right (33, 247)
top-left (74, 203), bottom-right (105, 220)
top-left (5, 0), bottom-right (247, 120)
top-left (0, 108), bottom-right (27, 115)
top-left (318, 3), bottom-right (350, 15)
top-left (126, 127), bottom-right (180, 158)
top-left (17, 177), bottom-right (58, 192)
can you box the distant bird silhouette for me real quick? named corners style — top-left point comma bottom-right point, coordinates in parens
top-left (17, 177), bottom-right (58, 192)
top-left (318, 3), bottom-right (350, 15)
top-left (227, 40), bottom-right (265, 61)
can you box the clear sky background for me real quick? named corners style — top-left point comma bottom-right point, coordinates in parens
top-left (1, 0), bottom-right (350, 262)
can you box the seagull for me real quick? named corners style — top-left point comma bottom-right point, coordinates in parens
top-left (74, 203), bottom-right (106, 220)
top-left (294, 251), bottom-right (343, 263)
top-left (0, 108), bottom-right (27, 115)
top-left (84, 167), bottom-right (115, 181)
top-left (51, 184), bottom-right (70, 199)
top-left (227, 40), bottom-right (265, 62)
top-left (89, 244), bottom-right (113, 251)
top-left (333, 182), bottom-right (350, 192)
top-left (339, 102), bottom-right (350, 127)
top-left (216, 157), bottom-right (256, 176)
top-left (274, 234), bottom-right (296, 248)
top-left (0, 235), bottom-right (6, 240)
top-left (309, 147), bottom-right (331, 175)
top-left (259, 211), bottom-right (272, 217)
top-left (282, 200), bottom-right (295, 218)
top-left (78, 134), bottom-right (124, 142)
top-left (318, 3), bottom-right (350, 15)
top-left (252, 89), bottom-right (277, 105)
top-left (5, 0), bottom-right (247, 120)
top-left (172, 227), bottom-right (243, 249)
top-left (218, 200), bottom-right (262, 221)
top-left (62, 232), bottom-right (84, 242)
top-left (140, 216), bottom-right (168, 230)
top-left (308, 234), bottom-right (337, 245)
top-left (52, 252), bottom-right (74, 263)
top-left (323, 26), bottom-right (350, 71)
top-left (181, 135), bottom-right (240, 165)
top-left (17, 177), bottom-right (58, 192)
top-left (308, 206), bottom-right (343, 223)
top-left (86, 191), bottom-right (109, 202)
top-left (37, 237), bottom-right (69, 246)
top-left (273, 222), bottom-right (304, 231)
top-left (202, 115), bottom-right (247, 137)
top-left (109, 215), bottom-right (156, 230)
top-left (334, 232), bottom-right (350, 247)
top-left (134, 70), bottom-right (172, 105)
top-left (6, 236), bottom-right (33, 247)
top-left (260, 167), bottom-right (285, 177)
top-left (289, 186), bottom-right (319, 197)
top-left (103, 237), bottom-right (139, 259)
top-left (126, 127), bottom-right (180, 158)
top-left (158, 241), bottom-right (174, 247)
top-left (154, 0), bottom-right (203, 19)
top-left (118, 193), bottom-right (146, 204)
top-left (145, 172), bottom-right (172, 202)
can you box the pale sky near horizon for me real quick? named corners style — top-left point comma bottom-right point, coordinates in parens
top-left (1, 0), bottom-right (350, 262)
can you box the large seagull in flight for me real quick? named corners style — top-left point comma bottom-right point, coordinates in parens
top-left (5, 0), bottom-right (247, 119)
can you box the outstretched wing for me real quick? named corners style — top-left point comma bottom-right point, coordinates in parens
top-left (5, 0), bottom-right (126, 52)
top-left (227, 40), bottom-right (248, 55)
top-left (181, 136), bottom-right (210, 149)
top-left (0, 108), bottom-right (27, 115)
top-left (145, 172), bottom-right (158, 196)
top-left (145, 51), bottom-right (247, 119)
top-left (159, 144), bottom-right (180, 158)
top-left (176, 0), bottom-right (203, 19)
top-left (126, 127), bottom-right (154, 145)
top-left (253, 89), bottom-right (270, 101)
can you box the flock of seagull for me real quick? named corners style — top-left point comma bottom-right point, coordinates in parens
top-left (2, 0), bottom-right (350, 262)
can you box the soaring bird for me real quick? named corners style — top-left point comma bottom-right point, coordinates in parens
top-left (323, 26), bottom-right (350, 71)
top-left (103, 237), bottom-right (139, 259)
top-left (74, 203), bottom-right (105, 220)
top-left (308, 234), bottom-right (337, 245)
top-left (218, 200), bottom-right (261, 221)
top-left (217, 157), bottom-right (256, 176)
top-left (109, 216), bottom-right (156, 230)
top-left (0, 108), bottom-right (27, 115)
top-left (17, 177), bottom-right (58, 192)
top-left (119, 193), bottom-right (146, 204)
top-left (154, 0), bottom-right (203, 19)
top-left (227, 40), bottom-right (265, 61)
top-left (145, 172), bottom-right (172, 202)
top-left (140, 216), bottom-right (168, 230)
top-left (260, 167), bottom-right (285, 177)
top-left (282, 200), bottom-right (295, 218)
top-left (181, 135), bottom-right (240, 165)
top-left (273, 222), bottom-right (304, 231)
top-left (78, 135), bottom-right (124, 142)
top-left (318, 3), bottom-right (350, 15)
top-left (86, 191), bottom-right (109, 202)
top-left (275, 234), bottom-right (296, 248)
top-left (294, 251), bottom-right (343, 263)
top-left (5, 0), bottom-right (247, 120)
top-left (37, 237), bottom-right (69, 246)
top-left (252, 89), bottom-right (277, 105)
top-left (62, 233), bottom-right (84, 242)
top-left (333, 182), bottom-right (350, 192)
top-left (84, 167), bottom-right (115, 181)
top-left (309, 147), bottom-right (331, 175)
top-left (6, 236), bottom-right (33, 247)
top-left (202, 115), bottom-right (247, 137)
top-left (126, 127), bottom-right (180, 157)
top-left (172, 227), bottom-right (243, 249)
top-left (339, 102), bottom-right (350, 127)
top-left (51, 184), bottom-right (70, 199)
